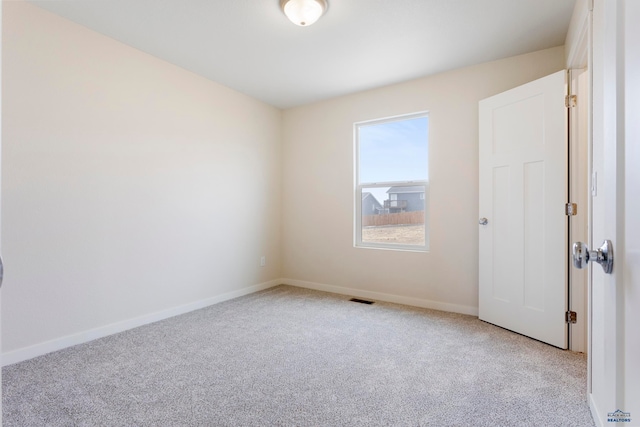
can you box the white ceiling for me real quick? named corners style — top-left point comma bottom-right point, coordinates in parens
top-left (28, 0), bottom-right (577, 109)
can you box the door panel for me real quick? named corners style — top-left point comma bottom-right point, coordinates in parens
top-left (479, 70), bottom-right (568, 349)
top-left (523, 160), bottom-right (545, 311)
top-left (491, 165), bottom-right (511, 302)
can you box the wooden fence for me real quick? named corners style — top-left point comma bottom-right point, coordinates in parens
top-left (362, 211), bottom-right (424, 227)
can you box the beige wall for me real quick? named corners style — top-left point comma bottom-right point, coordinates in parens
top-left (1, 2), bottom-right (282, 359)
top-left (2, 1), bottom-right (568, 363)
top-left (281, 46), bottom-right (566, 314)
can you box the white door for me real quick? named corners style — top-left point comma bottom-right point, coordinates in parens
top-left (622, 0), bottom-right (640, 414)
top-left (589, 0), bottom-right (621, 419)
top-left (589, 0), bottom-right (639, 422)
top-left (479, 70), bottom-right (568, 349)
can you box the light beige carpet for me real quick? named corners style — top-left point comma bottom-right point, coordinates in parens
top-left (3, 285), bottom-right (594, 426)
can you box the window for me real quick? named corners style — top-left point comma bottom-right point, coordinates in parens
top-left (355, 112), bottom-right (429, 251)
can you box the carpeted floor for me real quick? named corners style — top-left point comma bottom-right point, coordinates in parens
top-left (3, 285), bottom-right (594, 426)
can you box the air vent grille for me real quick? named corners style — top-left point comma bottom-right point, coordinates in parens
top-left (349, 298), bottom-right (374, 305)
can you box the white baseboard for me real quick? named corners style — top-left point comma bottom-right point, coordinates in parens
top-left (2, 279), bottom-right (281, 367)
top-left (281, 278), bottom-right (479, 316)
top-left (589, 393), bottom-right (604, 427)
top-left (3, 278), bottom-right (478, 366)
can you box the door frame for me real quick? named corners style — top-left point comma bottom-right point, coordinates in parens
top-left (565, 0), bottom-right (590, 355)
top-left (1, 1), bottom-right (4, 424)
top-left (567, 68), bottom-right (589, 354)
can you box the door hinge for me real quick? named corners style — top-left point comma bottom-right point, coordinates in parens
top-left (566, 311), bottom-right (577, 324)
top-left (565, 94), bottom-right (577, 108)
top-left (565, 203), bottom-right (577, 216)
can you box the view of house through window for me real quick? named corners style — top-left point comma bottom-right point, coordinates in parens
top-left (355, 113), bottom-right (429, 250)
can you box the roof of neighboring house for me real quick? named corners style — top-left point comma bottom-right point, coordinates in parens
top-left (387, 185), bottom-right (425, 194)
top-left (362, 192), bottom-right (382, 206)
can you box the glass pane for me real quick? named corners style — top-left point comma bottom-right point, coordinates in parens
top-left (361, 185), bottom-right (425, 246)
top-left (358, 116), bottom-right (428, 184)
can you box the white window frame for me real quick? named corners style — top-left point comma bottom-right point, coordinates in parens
top-left (354, 112), bottom-right (429, 252)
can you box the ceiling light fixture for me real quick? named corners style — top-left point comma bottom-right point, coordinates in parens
top-left (280, 0), bottom-right (328, 27)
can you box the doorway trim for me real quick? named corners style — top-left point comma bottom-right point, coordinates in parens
top-left (565, 0), bottom-right (591, 357)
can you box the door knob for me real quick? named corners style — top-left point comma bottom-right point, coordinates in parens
top-left (479, 218), bottom-right (488, 225)
top-left (572, 240), bottom-right (613, 274)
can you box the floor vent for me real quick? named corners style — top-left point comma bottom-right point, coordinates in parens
top-left (349, 298), bottom-right (374, 305)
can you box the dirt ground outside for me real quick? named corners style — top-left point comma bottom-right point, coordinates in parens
top-left (362, 224), bottom-right (425, 246)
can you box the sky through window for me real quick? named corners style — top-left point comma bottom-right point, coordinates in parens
top-left (358, 116), bottom-right (428, 203)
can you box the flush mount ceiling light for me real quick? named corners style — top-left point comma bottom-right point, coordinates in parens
top-left (280, 0), bottom-right (328, 27)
